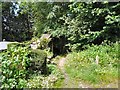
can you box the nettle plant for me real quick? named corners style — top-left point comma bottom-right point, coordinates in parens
top-left (1, 43), bottom-right (31, 88)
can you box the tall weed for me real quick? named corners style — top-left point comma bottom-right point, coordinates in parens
top-left (65, 42), bottom-right (119, 85)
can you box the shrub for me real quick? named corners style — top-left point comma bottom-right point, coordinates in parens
top-left (29, 36), bottom-right (51, 50)
top-left (27, 75), bottom-right (44, 88)
top-left (27, 64), bottom-right (64, 88)
top-left (38, 38), bottom-right (51, 49)
top-left (29, 49), bottom-right (47, 74)
top-left (26, 74), bottom-right (57, 88)
top-left (1, 43), bottom-right (31, 88)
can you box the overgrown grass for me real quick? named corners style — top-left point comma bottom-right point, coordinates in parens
top-left (27, 64), bottom-right (64, 88)
top-left (65, 42), bottom-right (119, 87)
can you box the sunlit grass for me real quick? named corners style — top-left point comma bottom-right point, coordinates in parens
top-left (65, 43), bottom-right (118, 87)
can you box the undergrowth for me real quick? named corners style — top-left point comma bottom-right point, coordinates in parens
top-left (65, 42), bottom-right (119, 87)
top-left (27, 64), bottom-right (64, 88)
top-left (0, 43), bottom-right (64, 88)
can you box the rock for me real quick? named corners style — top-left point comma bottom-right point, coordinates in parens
top-left (30, 42), bottom-right (38, 49)
top-left (0, 41), bottom-right (18, 50)
top-left (30, 44), bottom-right (38, 49)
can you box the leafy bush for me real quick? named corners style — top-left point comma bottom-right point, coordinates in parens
top-left (0, 42), bottom-right (63, 88)
top-left (38, 38), bottom-right (51, 50)
top-left (46, 48), bottom-right (53, 58)
top-left (27, 75), bottom-right (44, 88)
top-left (28, 36), bottom-right (51, 50)
top-left (1, 43), bottom-right (31, 88)
top-left (27, 74), bottom-right (57, 88)
top-left (27, 64), bottom-right (64, 88)
top-left (29, 49), bottom-right (47, 74)
top-left (22, 2), bottom-right (120, 51)
top-left (65, 42), bottom-right (119, 86)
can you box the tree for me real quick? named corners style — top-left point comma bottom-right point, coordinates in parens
top-left (19, 1), bottom-right (120, 52)
top-left (2, 2), bottom-right (33, 42)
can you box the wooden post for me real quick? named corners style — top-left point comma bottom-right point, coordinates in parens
top-left (95, 55), bottom-right (99, 65)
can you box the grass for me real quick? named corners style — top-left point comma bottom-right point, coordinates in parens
top-left (65, 42), bottom-right (119, 87)
top-left (48, 56), bottom-right (65, 88)
top-left (26, 63), bottom-right (64, 88)
top-left (0, 42), bottom-right (119, 88)
top-left (52, 77), bottom-right (64, 88)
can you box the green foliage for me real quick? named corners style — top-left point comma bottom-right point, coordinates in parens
top-left (44, 48), bottom-right (53, 59)
top-left (65, 42), bottom-right (118, 86)
top-left (27, 74), bottom-right (57, 88)
top-left (30, 49), bottom-right (47, 74)
top-left (27, 36), bottom-right (51, 50)
top-left (38, 38), bottom-right (51, 50)
top-left (3, 2), bottom-right (120, 50)
top-left (22, 2), bottom-right (120, 51)
top-left (26, 64), bottom-right (64, 88)
top-left (79, 42), bottom-right (119, 67)
top-left (1, 43), bottom-right (31, 88)
top-left (31, 49), bottom-right (47, 64)
top-left (47, 64), bottom-right (64, 88)
top-left (0, 43), bottom-right (63, 88)
top-left (20, 2), bottom-right (53, 37)
top-left (27, 75), bottom-right (43, 88)
top-left (2, 2), bottom-right (33, 42)
top-left (65, 2), bottom-right (120, 50)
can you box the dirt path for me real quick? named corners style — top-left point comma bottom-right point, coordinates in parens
top-left (57, 57), bottom-right (118, 88)
top-left (58, 57), bottom-right (70, 88)
top-left (57, 57), bottom-right (90, 88)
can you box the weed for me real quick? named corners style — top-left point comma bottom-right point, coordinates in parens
top-left (65, 42), bottom-right (118, 87)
